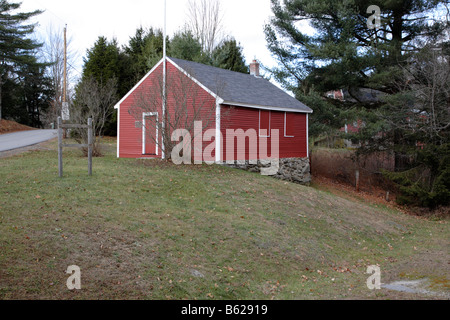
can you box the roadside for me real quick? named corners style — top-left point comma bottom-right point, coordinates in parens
top-left (0, 129), bottom-right (57, 153)
top-left (0, 119), bottom-right (37, 135)
top-left (0, 139), bottom-right (56, 159)
top-left (0, 119), bottom-right (56, 155)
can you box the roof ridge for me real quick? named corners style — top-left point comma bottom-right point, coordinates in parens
top-left (168, 56), bottom-right (258, 79)
top-left (169, 56), bottom-right (312, 113)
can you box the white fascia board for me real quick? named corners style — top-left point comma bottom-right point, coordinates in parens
top-left (221, 101), bottom-right (313, 114)
top-left (166, 57), bottom-right (224, 103)
top-left (114, 59), bottom-right (165, 110)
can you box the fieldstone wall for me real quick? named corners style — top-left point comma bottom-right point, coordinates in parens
top-left (223, 157), bottom-right (311, 185)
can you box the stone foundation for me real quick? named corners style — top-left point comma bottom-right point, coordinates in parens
top-left (224, 158), bottom-right (311, 185)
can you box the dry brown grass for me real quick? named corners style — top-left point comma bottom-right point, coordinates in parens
top-left (0, 119), bottom-right (36, 135)
top-left (310, 148), bottom-right (395, 194)
top-left (0, 141), bottom-right (448, 300)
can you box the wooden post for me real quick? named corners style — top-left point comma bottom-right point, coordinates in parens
top-left (58, 117), bottom-right (63, 178)
top-left (58, 118), bottom-right (93, 177)
top-left (355, 169), bottom-right (360, 192)
top-left (88, 118), bottom-right (93, 176)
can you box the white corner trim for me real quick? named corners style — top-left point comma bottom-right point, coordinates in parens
top-left (306, 113), bottom-right (310, 158)
top-left (215, 101), bottom-right (221, 163)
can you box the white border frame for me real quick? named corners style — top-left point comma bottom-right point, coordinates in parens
top-left (142, 112), bottom-right (159, 156)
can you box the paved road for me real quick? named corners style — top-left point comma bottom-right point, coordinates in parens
top-left (0, 130), bottom-right (57, 152)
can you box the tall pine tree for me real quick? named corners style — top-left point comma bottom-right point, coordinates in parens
top-left (212, 38), bottom-right (248, 73)
top-left (0, 0), bottom-right (43, 121)
top-left (264, 0), bottom-right (449, 207)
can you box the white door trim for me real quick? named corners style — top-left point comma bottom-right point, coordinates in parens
top-left (142, 112), bottom-right (159, 156)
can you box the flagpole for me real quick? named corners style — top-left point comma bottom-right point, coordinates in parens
top-left (162, 0), bottom-right (167, 160)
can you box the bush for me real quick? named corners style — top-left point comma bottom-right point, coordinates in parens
top-left (384, 144), bottom-right (450, 208)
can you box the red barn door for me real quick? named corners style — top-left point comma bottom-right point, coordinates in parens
top-left (143, 113), bottom-right (159, 155)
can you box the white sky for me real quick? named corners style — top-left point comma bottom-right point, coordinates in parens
top-left (20, 0), bottom-right (279, 78)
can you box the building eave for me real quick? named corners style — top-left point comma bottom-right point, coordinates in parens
top-left (221, 101), bottom-right (313, 114)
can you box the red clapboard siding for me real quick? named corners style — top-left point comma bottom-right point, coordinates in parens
top-left (221, 105), bottom-right (307, 161)
top-left (119, 63), bottom-right (164, 158)
top-left (118, 61), bottom-right (217, 159)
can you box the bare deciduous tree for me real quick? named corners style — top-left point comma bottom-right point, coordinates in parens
top-left (71, 76), bottom-right (117, 156)
top-left (128, 67), bottom-right (225, 161)
top-left (382, 45), bottom-right (450, 145)
top-left (186, 0), bottom-right (224, 55)
top-left (40, 25), bottom-right (78, 127)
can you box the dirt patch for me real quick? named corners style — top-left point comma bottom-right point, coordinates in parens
top-left (310, 148), bottom-right (450, 218)
top-left (312, 174), bottom-right (403, 211)
top-left (0, 119), bottom-right (36, 135)
top-left (312, 174), bottom-right (450, 218)
top-left (382, 279), bottom-right (450, 299)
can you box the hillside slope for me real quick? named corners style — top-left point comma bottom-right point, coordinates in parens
top-left (0, 139), bottom-right (448, 299)
top-left (0, 119), bottom-right (36, 135)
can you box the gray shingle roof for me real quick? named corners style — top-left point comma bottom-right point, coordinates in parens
top-left (169, 57), bottom-right (313, 113)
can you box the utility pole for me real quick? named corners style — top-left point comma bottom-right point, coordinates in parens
top-left (63, 24), bottom-right (67, 109)
top-left (162, 0), bottom-right (167, 159)
top-left (62, 25), bottom-right (69, 137)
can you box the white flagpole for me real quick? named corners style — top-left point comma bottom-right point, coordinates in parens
top-left (162, 0), bottom-right (167, 160)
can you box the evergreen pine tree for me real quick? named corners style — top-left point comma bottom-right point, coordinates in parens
top-left (0, 0), bottom-right (43, 121)
top-left (212, 38), bottom-right (248, 74)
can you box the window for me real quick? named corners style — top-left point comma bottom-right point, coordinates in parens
top-left (284, 112), bottom-right (295, 137)
top-left (259, 110), bottom-right (271, 137)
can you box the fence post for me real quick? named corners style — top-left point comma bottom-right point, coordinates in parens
top-left (355, 169), bottom-right (360, 192)
top-left (88, 118), bottom-right (93, 176)
top-left (58, 117), bottom-right (63, 178)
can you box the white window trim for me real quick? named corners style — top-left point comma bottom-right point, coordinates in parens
top-left (142, 112), bottom-right (159, 156)
top-left (259, 110), bottom-right (271, 138)
top-left (284, 112), bottom-right (295, 138)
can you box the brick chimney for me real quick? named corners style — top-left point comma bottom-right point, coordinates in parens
top-left (250, 59), bottom-right (260, 77)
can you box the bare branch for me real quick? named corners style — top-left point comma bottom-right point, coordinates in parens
top-left (186, 0), bottom-right (224, 54)
top-left (71, 76), bottom-right (117, 156)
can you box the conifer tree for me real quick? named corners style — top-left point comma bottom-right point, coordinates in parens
top-left (212, 38), bottom-right (248, 74)
top-left (0, 0), bottom-right (43, 121)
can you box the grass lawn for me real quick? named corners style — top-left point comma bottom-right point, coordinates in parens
top-left (0, 138), bottom-right (448, 300)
